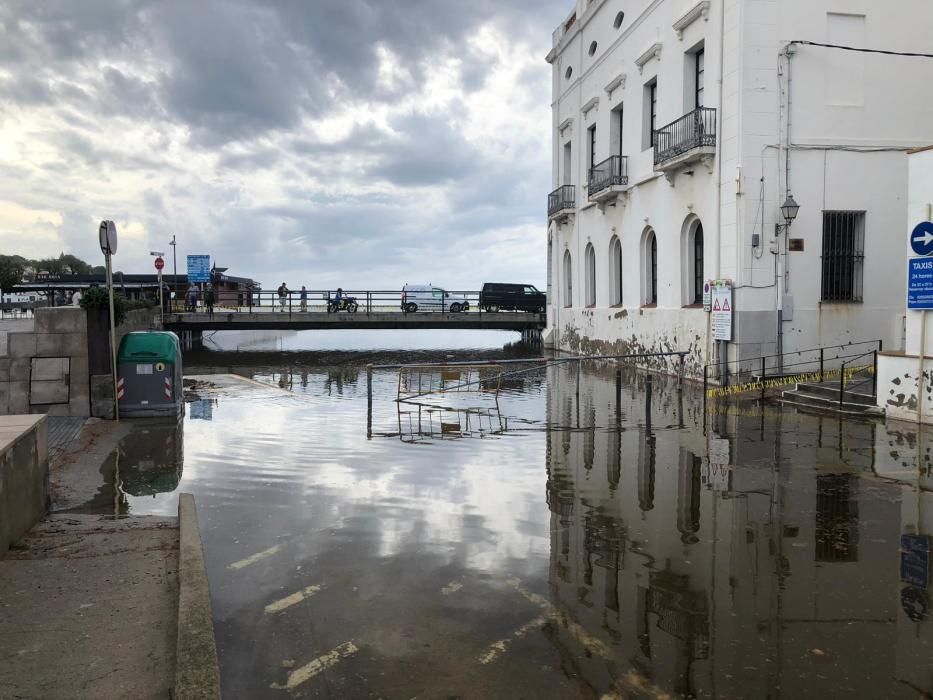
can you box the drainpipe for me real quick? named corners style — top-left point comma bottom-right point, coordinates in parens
top-left (713, 0), bottom-right (725, 373)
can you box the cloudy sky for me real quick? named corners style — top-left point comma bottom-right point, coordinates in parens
top-left (0, 0), bottom-right (565, 289)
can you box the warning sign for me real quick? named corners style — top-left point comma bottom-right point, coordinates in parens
top-left (711, 281), bottom-right (733, 341)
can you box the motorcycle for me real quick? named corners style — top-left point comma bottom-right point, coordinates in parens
top-left (326, 295), bottom-right (359, 313)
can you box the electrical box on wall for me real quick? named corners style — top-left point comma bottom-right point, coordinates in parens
top-left (782, 295), bottom-right (794, 321)
top-left (751, 233), bottom-right (760, 248)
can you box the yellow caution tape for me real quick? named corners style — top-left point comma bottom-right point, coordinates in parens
top-left (706, 365), bottom-right (873, 399)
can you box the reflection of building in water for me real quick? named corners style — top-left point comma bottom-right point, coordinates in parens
top-left (117, 420), bottom-right (184, 498)
top-left (188, 397), bottom-right (217, 421)
top-left (545, 363), bottom-right (933, 698)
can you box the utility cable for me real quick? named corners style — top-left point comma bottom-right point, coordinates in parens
top-left (788, 40), bottom-right (933, 60)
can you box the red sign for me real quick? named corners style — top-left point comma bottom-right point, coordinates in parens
top-left (154, 256), bottom-right (164, 271)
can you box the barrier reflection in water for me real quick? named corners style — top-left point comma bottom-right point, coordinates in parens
top-left (545, 361), bottom-right (933, 698)
top-left (115, 418), bottom-right (184, 500)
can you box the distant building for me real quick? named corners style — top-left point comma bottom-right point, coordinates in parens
top-left (13, 270), bottom-right (260, 307)
top-left (545, 0), bottom-right (933, 373)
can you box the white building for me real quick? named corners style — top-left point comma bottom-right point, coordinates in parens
top-left (545, 0), bottom-right (933, 375)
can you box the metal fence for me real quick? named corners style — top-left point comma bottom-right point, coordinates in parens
top-left (653, 107), bottom-right (717, 166)
top-left (588, 155), bottom-right (629, 197)
top-left (548, 185), bottom-right (575, 216)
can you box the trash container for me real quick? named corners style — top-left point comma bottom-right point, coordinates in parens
top-left (116, 331), bottom-right (184, 417)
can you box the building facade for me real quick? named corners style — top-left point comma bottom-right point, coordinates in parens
top-left (545, 0), bottom-right (933, 375)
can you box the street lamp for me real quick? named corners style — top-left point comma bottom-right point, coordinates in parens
top-left (780, 194), bottom-right (800, 225)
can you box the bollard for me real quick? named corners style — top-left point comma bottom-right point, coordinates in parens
top-left (366, 364), bottom-right (373, 439)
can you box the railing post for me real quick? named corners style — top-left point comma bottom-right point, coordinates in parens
top-left (289, 293), bottom-right (292, 316)
top-left (761, 356), bottom-right (766, 400)
top-left (872, 350), bottom-right (878, 398)
top-left (366, 364), bottom-right (373, 439)
top-left (819, 348), bottom-right (824, 382)
top-left (367, 291), bottom-right (371, 314)
top-left (839, 361), bottom-right (846, 407)
top-left (615, 367), bottom-right (622, 420)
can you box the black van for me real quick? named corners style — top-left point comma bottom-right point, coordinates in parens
top-left (479, 283), bottom-right (546, 312)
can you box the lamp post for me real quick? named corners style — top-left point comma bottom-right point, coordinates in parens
top-left (775, 194), bottom-right (800, 373)
top-left (169, 235), bottom-right (177, 310)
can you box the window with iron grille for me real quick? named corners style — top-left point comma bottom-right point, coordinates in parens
top-left (821, 211), bottom-right (865, 302)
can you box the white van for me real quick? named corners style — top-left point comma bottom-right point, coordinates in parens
top-left (401, 284), bottom-right (470, 313)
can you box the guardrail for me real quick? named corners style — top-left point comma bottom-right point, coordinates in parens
top-left (654, 107), bottom-right (717, 167)
top-left (548, 185), bottom-right (575, 216)
top-left (588, 155), bottom-right (628, 197)
top-left (703, 339), bottom-right (883, 399)
top-left (167, 289), bottom-right (510, 314)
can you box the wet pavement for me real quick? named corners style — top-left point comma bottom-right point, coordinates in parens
top-left (87, 346), bottom-right (932, 699)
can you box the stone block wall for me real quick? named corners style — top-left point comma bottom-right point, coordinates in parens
top-left (0, 415), bottom-right (48, 553)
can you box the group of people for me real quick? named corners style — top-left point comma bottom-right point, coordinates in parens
top-left (186, 282), bottom-right (215, 317)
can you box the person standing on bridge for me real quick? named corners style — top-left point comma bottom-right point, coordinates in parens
top-left (204, 283), bottom-right (215, 319)
top-left (277, 282), bottom-right (289, 312)
top-left (299, 286), bottom-right (308, 312)
top-left (186, 283), bottom-right (199, 313)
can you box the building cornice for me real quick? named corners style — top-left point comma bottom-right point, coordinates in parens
top-left (604, 72), bottom-right (627, 97)
top-left (672, 1), bottom-right (711, 40)
top-left (634, 42), bottom-right (663, 74)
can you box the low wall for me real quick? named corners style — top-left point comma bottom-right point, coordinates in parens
top-left (877, 351), bottom-right (933, 423)
top-left (0, 415), bottom-right (48, 553)
top-left (0, 307), bottom-right (158, 418)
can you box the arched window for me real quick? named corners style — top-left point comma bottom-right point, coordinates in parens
top-left (642, 229), bottom-right (658, 305)
top-left (693, 223), bottom-right (704, 304)
top-left (584, 243), bottom-right (596, 306)
top-left (609, 236), bottom-right (623, 305)
top-left (681, 217), bottom-right (705, 306)
top-left (563, 250), bottom-right (573, 307)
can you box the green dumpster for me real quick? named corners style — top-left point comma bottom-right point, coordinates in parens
top-left (116, 332), bottom-right (184, 417)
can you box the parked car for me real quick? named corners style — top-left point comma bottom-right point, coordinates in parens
top-left (479, 283), bottom-right (546, 313)
top-left (401, 284), bottom-right (470, 313)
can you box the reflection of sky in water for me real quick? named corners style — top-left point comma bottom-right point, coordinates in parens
top-left (126, 367), bottom-right (553, 573)
top-left (202, 328), bottom-right (524, 351)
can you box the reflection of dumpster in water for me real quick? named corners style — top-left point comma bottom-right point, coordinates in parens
top-left (117, 419), bottom-right (184, 497)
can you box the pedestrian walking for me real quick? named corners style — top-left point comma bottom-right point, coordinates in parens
top-left (277, 282), bottom-right (289, 312)
top-left (186, 283), bottom-right (199, 312)
top-left (299, 285), bottom-right (308, 312)
top-left (204, 283), bottom-right (215, 318)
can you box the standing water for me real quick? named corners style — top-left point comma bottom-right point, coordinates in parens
top-left (104, 332), bottom-right (931, 699)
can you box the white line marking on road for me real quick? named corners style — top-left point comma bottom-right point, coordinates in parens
top-left (228, 544), bottom-right (283, 570)
top-left (272, 641), bottom-right (360, 690)
top-left (441, 580), bottom-right (463, 595)
top-left (264, 584), bottom-right (322, 614)
top-left (478, 614), bottom-right (549, 664)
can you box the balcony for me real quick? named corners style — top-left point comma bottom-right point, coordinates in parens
top-left (653, 107), bottom-right (717, 174)
top-left (588, 155), bottom-right (629, 203)
top-left (548, 185), bottom-right (575, 222)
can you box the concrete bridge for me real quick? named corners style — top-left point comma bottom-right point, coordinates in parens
top-left (162, 311), bottom-right (546, 336)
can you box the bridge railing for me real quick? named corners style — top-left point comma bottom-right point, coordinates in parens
top-left (174, 289), bottom-right (501, 314)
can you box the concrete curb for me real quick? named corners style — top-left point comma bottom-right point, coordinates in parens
top-left (176, 493), bottom-right (222, 699)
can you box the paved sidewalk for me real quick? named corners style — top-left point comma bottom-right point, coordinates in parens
top-left (0, 515), bottom-right (178, 700)
top-left (46, 416), bottom-right (85, 462)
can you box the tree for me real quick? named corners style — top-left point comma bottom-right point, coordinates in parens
top-left (0, 255), bottom-right (28, 293)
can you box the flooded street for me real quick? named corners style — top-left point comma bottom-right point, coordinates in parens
top-left (98, 334), bottom-right (931, 699)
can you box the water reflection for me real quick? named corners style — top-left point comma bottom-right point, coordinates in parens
top-left (109, 357), bottom-right (932, 698)
top-left (546, 363), bottom-right (933, 698)
top-left (116, 419), bottom-right (184, 499)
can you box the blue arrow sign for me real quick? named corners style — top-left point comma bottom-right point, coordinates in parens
top-left (911, 221), bottom-right (933, 256)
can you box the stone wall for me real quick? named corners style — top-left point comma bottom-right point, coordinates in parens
top-left (0, 415), bottom-right (48, 553)
top-left (0, 307), bottom-right (158, 418)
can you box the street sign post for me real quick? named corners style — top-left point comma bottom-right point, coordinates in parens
top-left (711, 281), bottom-right (733, 342)
top-left (98, 220), bottom-right (119, 421)
top-left (186, 255), bottom-right (211, 283)
top-left (910, 221), bottom-right (933, 257)
top-left (154, 256), bottom-right (165, 326)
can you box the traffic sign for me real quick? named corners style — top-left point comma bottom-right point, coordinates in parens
top-left (711, 281), bottom-right (733, 341)
top-left (98, 220), bottom-right (118, 255)
top-left (702, 280), bottom-right (712, 312)
top-left (154, 256), bottom-right (165, 271)
top-left (910, 221), bottom-right (933, 256)
top-left (186, 255), bottom-right (211, 282)
top-left (908, 257), bottom-right (933, 309)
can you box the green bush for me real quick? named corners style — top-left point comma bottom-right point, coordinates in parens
top-left (79, 286), bottom-right (127, 326)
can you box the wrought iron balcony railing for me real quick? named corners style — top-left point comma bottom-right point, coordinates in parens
top-left (548, 185), bottom-right (575, 216)
top-left (588, 155), bottom-right (629, 197)
top-left (653, 107), bottom-right (717, 167)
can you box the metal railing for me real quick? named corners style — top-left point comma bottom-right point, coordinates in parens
top-left (548, 185), bottom-right (575, 216)
top-left (654, 107), bottom-right (717, 167)
top-left (167, 289), bottom-right (501, 315)
top-left (588, 155), bottom-right (628, 197)
top-left (703, 339), bottom-right (883, 399)
top-left (839, 348), bottom-right (879, 407)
